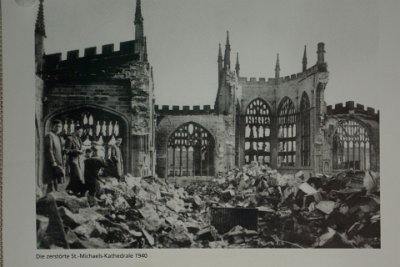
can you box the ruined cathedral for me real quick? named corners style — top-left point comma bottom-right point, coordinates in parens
top-left (35, 0), bottom-right (380, 188)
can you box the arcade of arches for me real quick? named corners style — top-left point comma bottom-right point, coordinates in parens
top-left (239, 96), bottom-right (377, 173)
top-left (44, 103), bottom-right (378, 181)
top-left (156, 99), bottom-right (378, 178)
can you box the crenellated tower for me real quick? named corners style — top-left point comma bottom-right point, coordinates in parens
top-left (37, 0), bottom-right (155, 180)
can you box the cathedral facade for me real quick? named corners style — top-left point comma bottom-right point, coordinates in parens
top-left (35, 0), bottom-right (379, 187)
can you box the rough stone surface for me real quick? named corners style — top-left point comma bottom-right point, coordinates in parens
top-left (48, 191), bottom-right (89, 213)
top-left (58, 207), bottom-right (87, 229)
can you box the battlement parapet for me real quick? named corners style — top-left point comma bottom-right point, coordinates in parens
top-left (155, 104), bottom-right (215, 115)
top-left (238, 77), bottom-right (270, 84)
top-left (239, 63), bottom-right (327, 87)
top-left (44, 40), bottom-right (138, 67)
top-left (327, 101), bottom-right (379, 120)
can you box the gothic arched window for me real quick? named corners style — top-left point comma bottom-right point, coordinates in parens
top-left (278, 97), bottom-right (297, 167)
top-left (332, 120), bottom-right (371, 170)
top-left (167, 122), bottom-right (214, 177)
top-left (300, 93), bottom-right (311, 166)
top-left (244, 98), bottom-right (272, 165)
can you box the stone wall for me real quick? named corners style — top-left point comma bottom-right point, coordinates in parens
top-left (43, 81), bottom-right (132, 122)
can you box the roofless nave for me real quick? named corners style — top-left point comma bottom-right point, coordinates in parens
top-left (34, 0), bottom-right (379, 187)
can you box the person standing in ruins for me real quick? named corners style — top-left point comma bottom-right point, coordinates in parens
top-left (43, 120), bottom-right (65, 193)
top-left (65, 126), bottom-right (85, 196)
top-left (84, 146), bottom-right (107, 205)
top-left (108, 137), bottom-right (124, 180)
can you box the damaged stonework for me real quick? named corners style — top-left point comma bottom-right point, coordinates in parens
top-left (37, 167), bottom-right (380, 249)
top-left (156, 114), bottom-right (236, 178)
top-left (35, 0), bottom-right (153, 178)
top-left (236, 46), bottom-right (331, 174)
top-left (38, 40), bottom-right (155, 179)
top-left (112, 62), bottom-right (153, 135)
top-left (155, 52), bottom-right (240, 178)
top-left (35, 0), bottom-right (380, 188)
top-left (321, 111), bottom-right (379, 174)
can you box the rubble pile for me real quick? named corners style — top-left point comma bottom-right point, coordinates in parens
top-left (37, 163), bottom-right (380, 249)
top-left (37, 175), bottom-right (213, 249)
top-left (185, 164), bottom-right (380, 248)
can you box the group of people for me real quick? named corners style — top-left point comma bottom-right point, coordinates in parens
top-left (43, 119), bottom-right (124, 199)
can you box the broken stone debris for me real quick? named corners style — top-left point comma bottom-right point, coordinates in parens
top-left (37, 165), bottom-right (380, 248)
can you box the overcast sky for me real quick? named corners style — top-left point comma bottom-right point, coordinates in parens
top-left (40, 0), bottom-right (379, 108)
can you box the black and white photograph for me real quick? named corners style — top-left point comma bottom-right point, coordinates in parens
top-left (4, 0), bottom-right (400, 265)
top-left (30, 0), bottom-right (382, 249)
